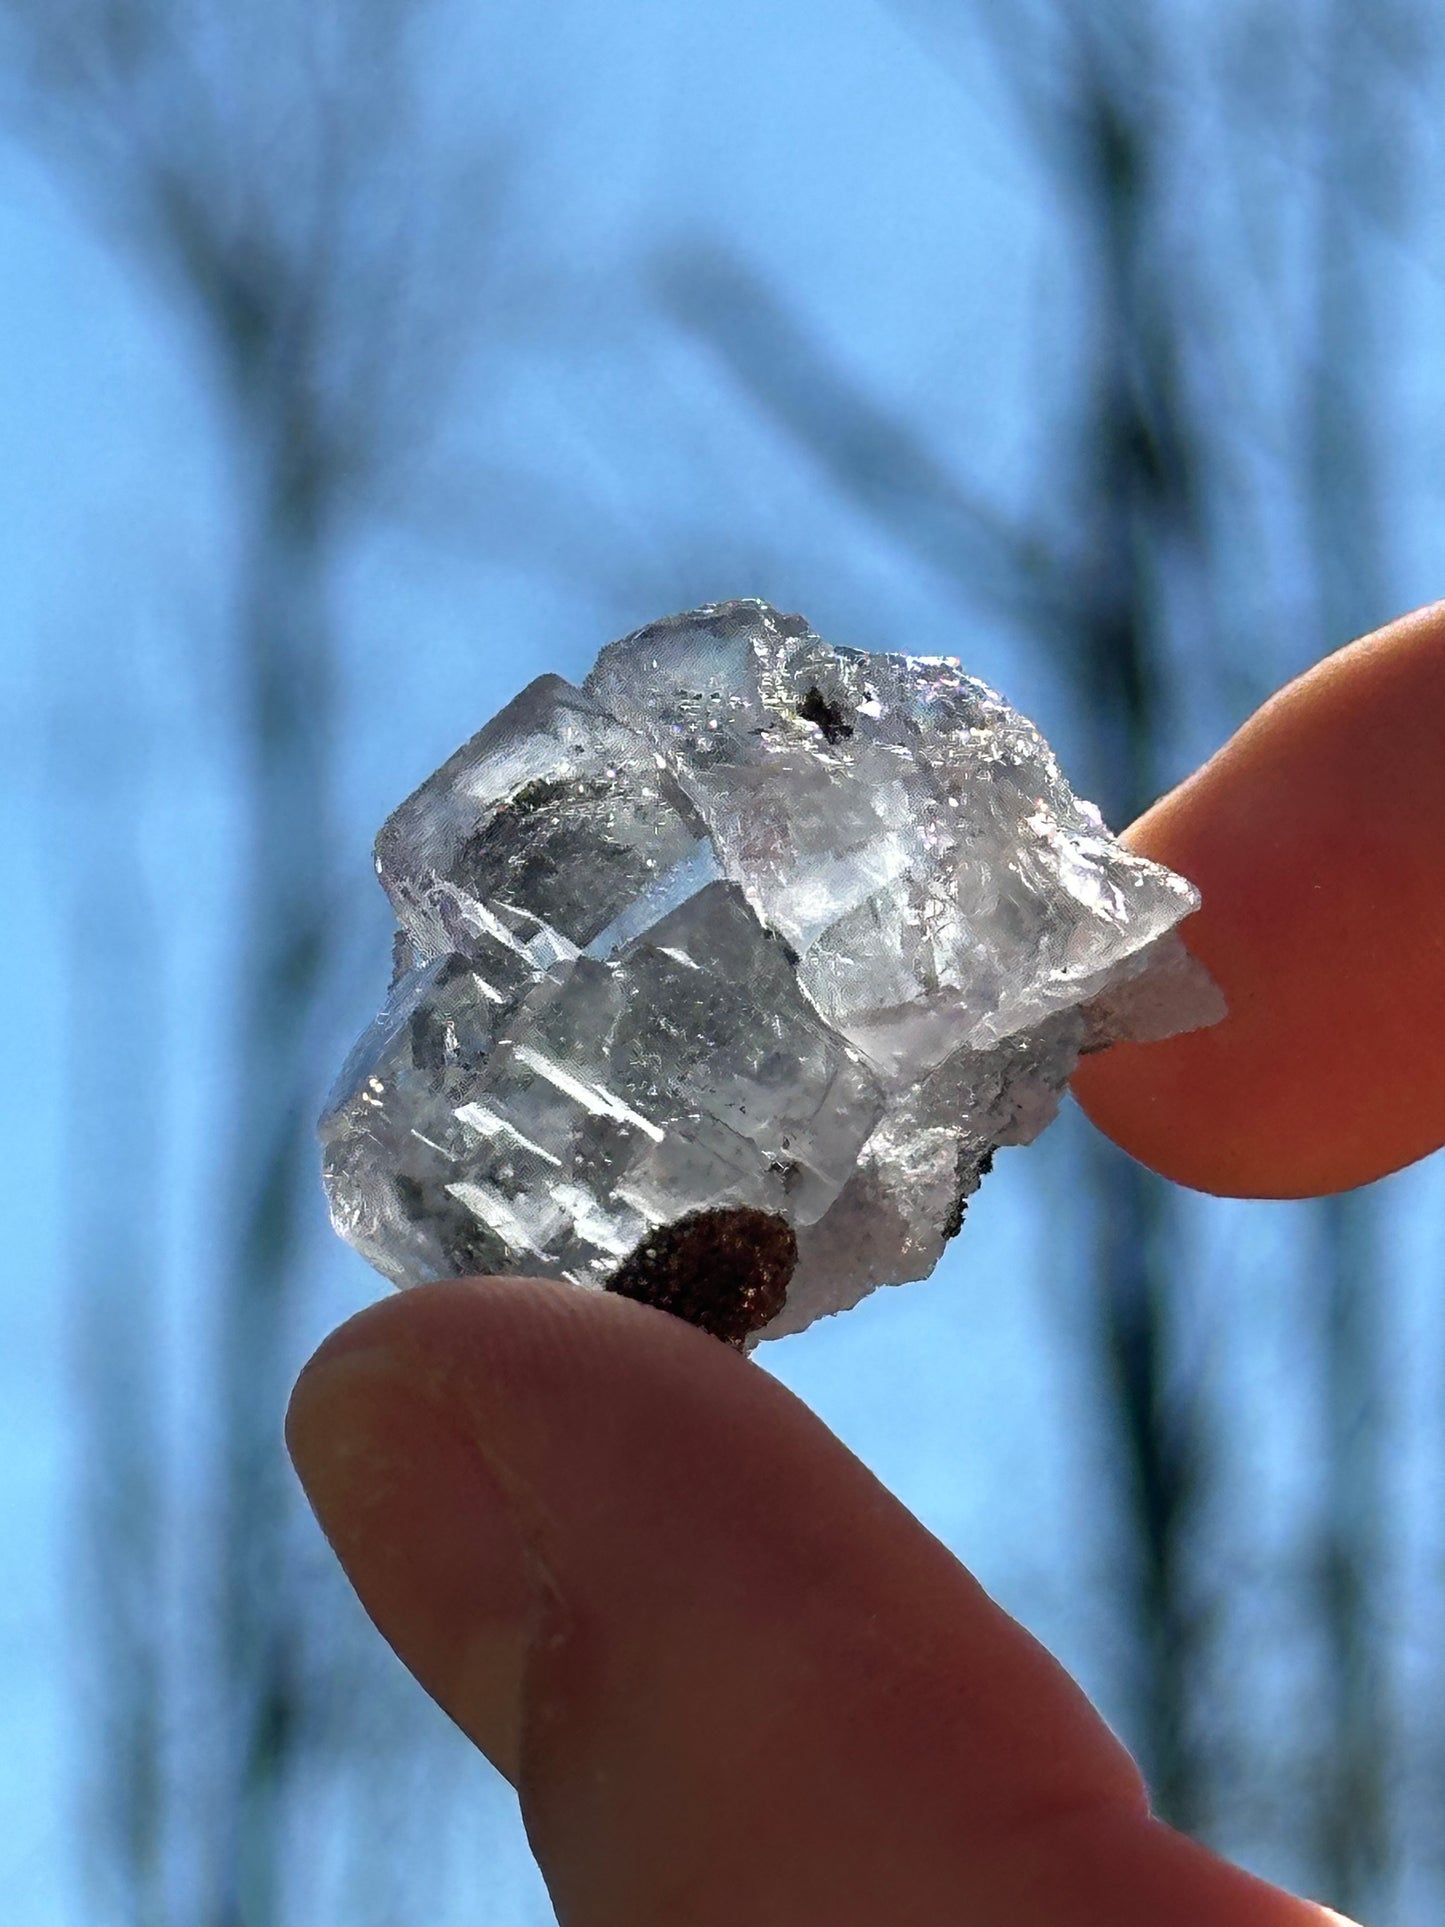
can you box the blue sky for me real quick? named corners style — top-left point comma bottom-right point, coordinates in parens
top-left (4, 3), bottom-right (1444, 1921)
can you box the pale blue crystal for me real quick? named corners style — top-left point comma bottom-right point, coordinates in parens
top-left (322, 599), bottom-right (1219, 1338)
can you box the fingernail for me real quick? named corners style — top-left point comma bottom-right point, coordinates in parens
top-left (286, 1340), bottom-right (536, 1781)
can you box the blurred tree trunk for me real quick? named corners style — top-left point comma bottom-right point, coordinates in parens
top-left (1059, 36), bottom-right (1212, 1830)
top-left (1313, 1193), bottom-right (1387, 1911)
top-left (62, 719), bottom-right (166, 1927)
top-left (1297, 0), bottom-right (1403, 1907)
top-left (213, 371), bottom-right (338, 1927)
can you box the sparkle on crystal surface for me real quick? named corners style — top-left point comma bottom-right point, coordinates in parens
top-left (321, 599), bottom-right (1219, 1340)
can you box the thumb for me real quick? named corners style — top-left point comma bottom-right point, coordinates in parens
top-left (287, 1276), bottom-right (1354, 1927)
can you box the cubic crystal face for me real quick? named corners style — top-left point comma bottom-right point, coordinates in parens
top-left (322, 600), bottom-right (1220, 1342)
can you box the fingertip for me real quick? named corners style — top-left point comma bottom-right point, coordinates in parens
top-left (1073, 602), bottom-right (1445, 1195)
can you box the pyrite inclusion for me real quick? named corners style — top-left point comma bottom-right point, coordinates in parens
top-left (321, 600), bottom-right (1219, 1342)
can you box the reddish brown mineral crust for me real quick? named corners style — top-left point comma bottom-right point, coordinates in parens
top-left (604, 1207), bottom-right (797, 1347)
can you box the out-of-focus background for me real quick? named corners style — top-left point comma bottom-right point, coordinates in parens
top-left (3, 3), bottom-right (1444, 1922)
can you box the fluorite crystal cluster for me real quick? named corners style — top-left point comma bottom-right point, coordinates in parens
top-left (321, 600), bottom-right (1218, 1344)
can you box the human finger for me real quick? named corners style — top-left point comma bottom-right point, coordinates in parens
top-left (1072, 600), bottom-right (1445, 1194)
top-left (287, 1275), bottom-right (1352, 1926)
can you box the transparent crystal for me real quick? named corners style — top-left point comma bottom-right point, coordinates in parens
top-left (322, 600), bottom-right (1221, 1341)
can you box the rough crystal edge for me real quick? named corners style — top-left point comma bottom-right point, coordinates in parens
top-left (1079, 930), bottom-right (1226, 1050)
